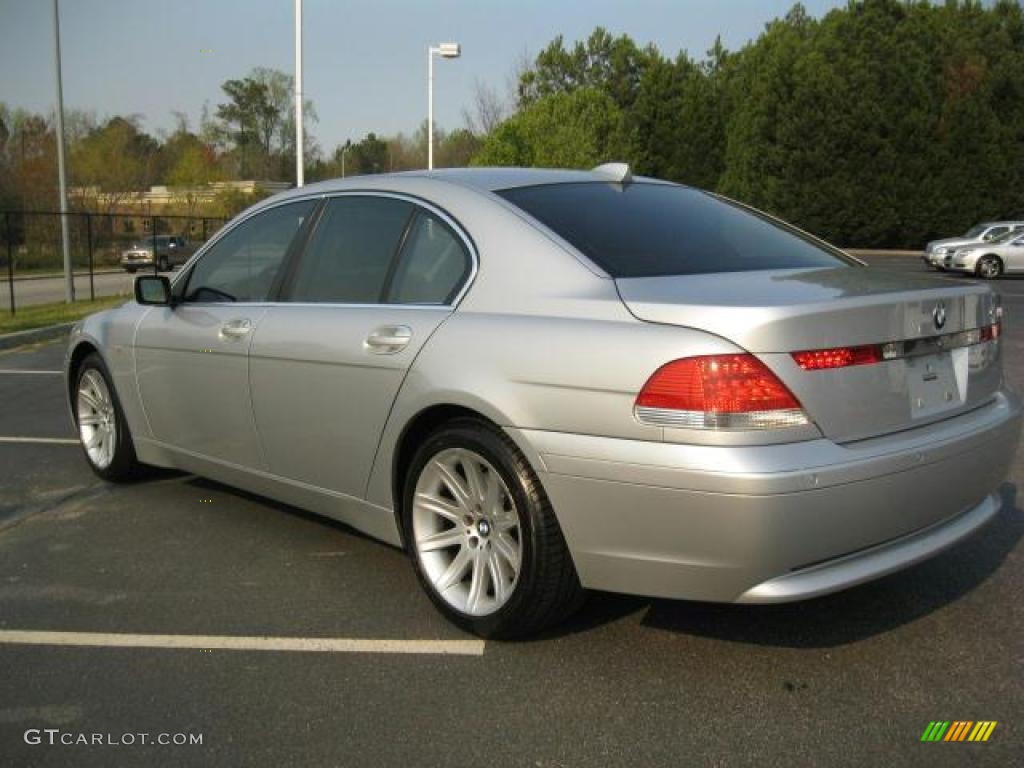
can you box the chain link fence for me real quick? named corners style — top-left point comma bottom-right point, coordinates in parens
top-left (1, 211), bottom-right (227, 314)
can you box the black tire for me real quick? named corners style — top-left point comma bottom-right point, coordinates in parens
top-left (125, 267), bottom-right (137, 274)
top-left (975, 255), bottom-right (1003, 280)
top-left (402, 418), bottom-right (584, 639)
top-left (73, 352), bottom-right (145, 482)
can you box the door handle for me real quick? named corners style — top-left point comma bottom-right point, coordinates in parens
top-left (364, 325), bottom-right (412, 354)
top-left (219, 318), bottom-right (253, 341)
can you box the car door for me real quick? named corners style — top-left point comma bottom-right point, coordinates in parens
top-left (134, 199), bottom-right (318, 468)
top-left (1007, 234), bottom-right (1024, 272)
top-left (249, 193), bottom-right (474, 499)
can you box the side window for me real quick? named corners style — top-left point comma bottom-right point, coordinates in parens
top-left (185, 200), bottom-right (315, 303)
top-left (287, 196), bottom-right (413, 303)
top-left (985, 227), bottom-right (1007, 241)
top-left (387, 212), bottom-right (471, 304)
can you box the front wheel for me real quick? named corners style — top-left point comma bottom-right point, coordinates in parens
top-left (74, 353), bottom-right (145, 481)
top-left (403, 418), bottom-right (583, 638)
top-left (976, 255), bottom-right (1003, 279)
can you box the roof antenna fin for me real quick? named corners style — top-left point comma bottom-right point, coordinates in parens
top-left (591, 162), bottom-right (632, 184)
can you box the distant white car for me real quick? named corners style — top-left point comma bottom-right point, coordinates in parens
top-left (923, 221), bottom-right (1024, 269)
top-left (945, 229), bottom-right (1024, 278)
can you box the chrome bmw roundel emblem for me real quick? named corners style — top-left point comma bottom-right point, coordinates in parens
top-left (933, 302), bottom-right (947, 330)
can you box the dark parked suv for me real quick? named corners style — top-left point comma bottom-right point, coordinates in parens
top-left (120, 236), bottom-right (193, 273)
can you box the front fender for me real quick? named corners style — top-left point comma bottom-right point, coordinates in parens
top-left (65, 302), bottom-right (150, 441)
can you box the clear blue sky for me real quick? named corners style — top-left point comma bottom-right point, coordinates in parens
top-left (0, 0), bottom-right (847, 153)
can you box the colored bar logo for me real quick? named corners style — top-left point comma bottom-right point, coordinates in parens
top-left (920, 721), bottom-right (997, 742)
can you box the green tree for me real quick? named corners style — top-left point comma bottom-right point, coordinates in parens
top-left (214, 68), bottom-right (316, 180)
top-left (0, 107), bottom-right (57, 210)
top-left (719, 0), bottom-right (1024, 246)
top-left (165, 132), bottom-right (221, 218)
top-left (628, 46), bottom-right (729, 189)
top-left (518, 27), bottom-right (655, 112)
top-left (72, 116), bottom-right (158, 213)
top-left (349, 132), bottom-right (390, 175)
top-left (474, 88), bottom-right (625, 169)
top-left (437, 128), bottom-right (482, 168)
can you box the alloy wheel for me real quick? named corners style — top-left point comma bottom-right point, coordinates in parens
top-left (411, 447), bottom-right (522, 616)
top-left (77, 369), bottom-right (117, 470)
top-left (978, 257), bottom-right (1002, 279)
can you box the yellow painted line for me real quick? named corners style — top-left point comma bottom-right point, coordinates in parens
top-left (0, 629), bottom-right (484, 656)
top-left (968, 722), bottom-right (985, 742)
top-left (980, 721), bottom-right (997, 742)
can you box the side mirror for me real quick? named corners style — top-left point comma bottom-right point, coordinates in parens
top-left (135, 275), bottom-right (173, 306)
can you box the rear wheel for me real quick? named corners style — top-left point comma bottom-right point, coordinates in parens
top-left (976, 255), bottom-right (1003, 279)
top-left (403, 418), bottom-right (583, 638)
top-left (74, 353), bottom-right (144, 481)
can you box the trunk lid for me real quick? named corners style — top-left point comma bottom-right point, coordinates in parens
top-left (617, 266), bottom-right (1002, 442)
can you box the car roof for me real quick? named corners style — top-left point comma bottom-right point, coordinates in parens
top-left (269, 166), bottom-right (673, 202)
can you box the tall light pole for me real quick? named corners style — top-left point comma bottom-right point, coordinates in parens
top-left (427, 42), bottom-right (460, 170)
top-left (52, 0), bottom-right (73, 302)
top-left (341, 143), bottom-right (352, 178)
top-left (294, 0), bottom-right (304, 187)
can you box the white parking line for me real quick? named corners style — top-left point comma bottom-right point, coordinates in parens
top-left (0, 437), bottom-right (78, 445)
top-left (0, 630), bottom-right (485, 656)
top-left (0, 370), bottom-right (63, 375)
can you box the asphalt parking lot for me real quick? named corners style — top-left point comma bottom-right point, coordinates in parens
top-left (0, 256), bottom-right (1021, 767)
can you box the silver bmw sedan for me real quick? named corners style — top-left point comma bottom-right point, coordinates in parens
top-left (64, 166), bottom-right (1021, 638)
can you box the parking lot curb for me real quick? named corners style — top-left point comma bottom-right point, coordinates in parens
top-left (0, 322), bottom-right (74, 351)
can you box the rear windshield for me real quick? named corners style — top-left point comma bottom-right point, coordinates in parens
top-left (497, 182), bottom-right (854, 278)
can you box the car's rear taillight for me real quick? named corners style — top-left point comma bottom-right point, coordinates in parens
top-left (634, 354), bottom-right (809, 430)
top-left (980, 322), bottom-right (1001, 342)
top-left (792, 344), bottom-right (883, 371)
top-left (791, 321), bottom-right (1003, 370)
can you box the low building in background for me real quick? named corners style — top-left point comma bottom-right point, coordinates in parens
top-left (69, 180), bottom-right (291, 234)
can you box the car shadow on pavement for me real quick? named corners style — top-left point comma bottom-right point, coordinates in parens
top-left (551, 483), bottom-right (1021, 648)
top-left (181, 475), bottom-right (390, 547)
top-left (176, 475), bottom-right (1020, 648)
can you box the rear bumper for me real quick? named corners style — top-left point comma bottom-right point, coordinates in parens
top-left (512, 390), bottom-right (1021, 603)
top-left (736, 493), bottom-right (999, 603)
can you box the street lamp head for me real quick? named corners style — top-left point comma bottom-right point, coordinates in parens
top-left (437, 42), bottom-right (461, 58)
